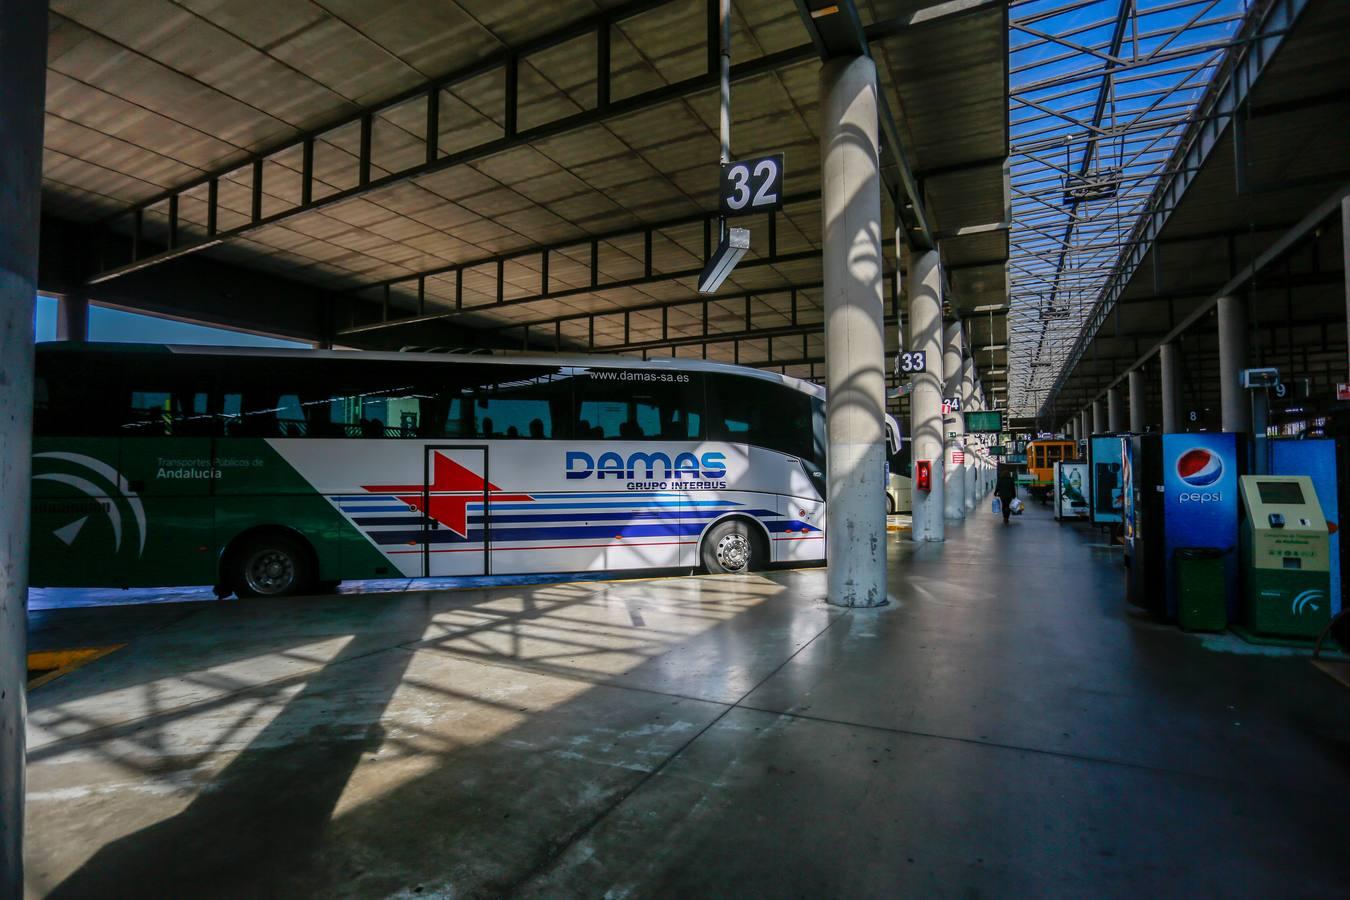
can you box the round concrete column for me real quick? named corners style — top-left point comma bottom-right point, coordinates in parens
top-left (909, 250), bottom-right (944, 543)
top-left (1107, 385), bottom-right (1125, 433)
top-left (56, 292), bottom-right (89, 341)
top-left (1, 0), bottom-right (47, 890)
top-left (1080, 409), bottom-right (1091, 442)
top-left (1218, 294), bottom-right (1251, 433)
top-left (942, 322), bottom-right (965, 521)
top-left (1159, 342), bottom-right (1181, 433)
top-left (1343, 196), bottom-right (1350, 385)
top-left (1092, 399), bottom-right (1106, 434)
top-left (1128, 369), bottom-right (1146, 434)
top-left (820, 55), bottom-right (886, 606)
top-left (961, 355), bottom-right (977, 513)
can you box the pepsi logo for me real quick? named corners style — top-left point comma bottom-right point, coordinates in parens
top-left (1176, 448), bottom-right (1224, 488)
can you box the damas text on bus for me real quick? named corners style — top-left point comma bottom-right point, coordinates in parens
top-left (566, 450), bottom-right (728, 491)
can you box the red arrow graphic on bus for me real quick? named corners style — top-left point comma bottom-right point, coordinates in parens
top-left (362, 452), bottom-right (532, 538)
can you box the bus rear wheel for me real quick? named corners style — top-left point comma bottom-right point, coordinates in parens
top-left (229, 532), bottom-right (315, 598)
top-left (702, 520), bottom-right (764, 575)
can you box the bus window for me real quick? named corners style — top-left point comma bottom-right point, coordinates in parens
top-left (709, 374), bottom-right (815, 462)
top-left (125, 389), bottom-right (211, 436)
top-left (575, 370), bottom-right (702, 441)
top-left (471, 370), bottom-right (572, 439)
top-left (120, 355), bottom-right (214, 436)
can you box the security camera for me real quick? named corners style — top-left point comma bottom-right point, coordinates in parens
top-left (698, 227), bottom-right (750, 294)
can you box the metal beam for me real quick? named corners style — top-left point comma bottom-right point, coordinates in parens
top-left (336, 241), bottom-right (819, 337)
top-left (1061, 183), bottom-right (1350, 407)
top-left (83, 0), bottom-right (972, 289)
top-left (85, 0), bottom-right (812, 285)
top-left (352, 189), bottom-right (819, 296)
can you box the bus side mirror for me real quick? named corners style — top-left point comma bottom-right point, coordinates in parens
top-left (915, 460), bottom-right (931, 492)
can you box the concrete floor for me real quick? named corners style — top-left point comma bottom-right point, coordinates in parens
top-left (23, 502), bottom-right (1350, 897)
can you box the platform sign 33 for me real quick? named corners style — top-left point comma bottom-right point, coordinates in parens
top-left (896, 350), bottom-right (926, 374)
top-left (719, 153), bottom-right (785, 216)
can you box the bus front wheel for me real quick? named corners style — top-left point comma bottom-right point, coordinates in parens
top-left (228, 531), bottom-right (315, 598)
top-left (702, 520), bottom-right (764, 575)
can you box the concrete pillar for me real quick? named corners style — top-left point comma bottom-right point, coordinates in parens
top-left (1343, 196), bottom-right (1350, 386)
top-left (909, 249), bottom-right (944, 543)
top-left (820, 55), bottom-right (886, 606)
top-left (1107, 385), bottom-right (1125, 433)
top-left (962, 355), bottom-right (977, 513)
top-left (1218, 294), bottom-right (1251, 433)
top-left (1160, 342), bottom-right (1181, 433)
top-left (55, 292), bottom-right (88, 340)
top-left (1, 0), bottom-right (47, 891)
top-left (1128, 369), bottom-right (1146, 433)
top-left (1092, 398), bottom-right (1106, 434)
top-left (1080, 409), bottom-right (1091, 442)
top-left (942, 322), bottom-right (965, 520)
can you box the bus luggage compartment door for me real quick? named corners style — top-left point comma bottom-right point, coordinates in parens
top-left (422, 446), bottom-right (490, 578)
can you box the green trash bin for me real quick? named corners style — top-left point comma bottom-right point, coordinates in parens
top-left (1175, 547), bottom-right (1227, 632)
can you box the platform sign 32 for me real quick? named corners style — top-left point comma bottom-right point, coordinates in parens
top-left (719, 153), bottom-right (785, 216)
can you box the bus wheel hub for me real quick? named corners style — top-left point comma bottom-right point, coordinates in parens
top-left (716, 533), bottom-right (749, 571)
top-left (247, 550), bottom-right (293, 594)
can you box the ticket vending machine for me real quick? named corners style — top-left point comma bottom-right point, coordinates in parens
top-left (1239, 475), bottom-right (1333, 637)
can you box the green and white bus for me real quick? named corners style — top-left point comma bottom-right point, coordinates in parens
top-left (30, 343), bottom-right (853, 597)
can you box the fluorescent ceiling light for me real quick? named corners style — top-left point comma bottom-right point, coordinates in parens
top-left (698, 227), bottom-right (750, 294)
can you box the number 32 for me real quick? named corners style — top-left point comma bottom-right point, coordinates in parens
top-left (726, 159), bottom-right (779, 211)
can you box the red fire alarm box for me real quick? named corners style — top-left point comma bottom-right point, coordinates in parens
top-left (915, 459), bottom-right (932, 492)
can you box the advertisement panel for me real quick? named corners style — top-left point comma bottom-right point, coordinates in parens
top-left (1089, 436), bottom-right (1124, 524)
top-left (1272, 440), bottom-right (1341, 616)
top-left (1121, 438), bottom-right (1135, 540)
top-left (1055, 461), bottom-right (1089, 520)
top-left (1162, 432), bottom-right (1240, 617)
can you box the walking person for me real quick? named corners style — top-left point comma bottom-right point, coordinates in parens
top-left (995, 470), bottom-right (1017, 525)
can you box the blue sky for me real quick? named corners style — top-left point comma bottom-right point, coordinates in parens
top-left (33, 295), bottom-right (308, 348)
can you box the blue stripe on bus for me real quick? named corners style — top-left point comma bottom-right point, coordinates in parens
top-left (368, 518), bottom-right (818, 546)
top-left (370, 523), bottom-right (696, 545)
top-left (338, 501), bottom-right (716, 513)
top-left (351, 508), bottom-right (779, 528)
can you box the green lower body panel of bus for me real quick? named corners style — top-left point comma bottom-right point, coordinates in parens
top-left (29, 437), bottom-right (389, 589)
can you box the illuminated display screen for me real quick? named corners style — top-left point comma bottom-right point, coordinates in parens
top-left (964, 411), bottom-right (1003, 433)
top-left (1257, 481), bottom-right (1304, 505)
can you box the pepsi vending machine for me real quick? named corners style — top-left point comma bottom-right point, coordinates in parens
top-left (1125, 433), bottom-right (1241, 618)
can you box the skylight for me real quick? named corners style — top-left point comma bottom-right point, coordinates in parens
top-left (1006, 0), bottom-right (1250, 417)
